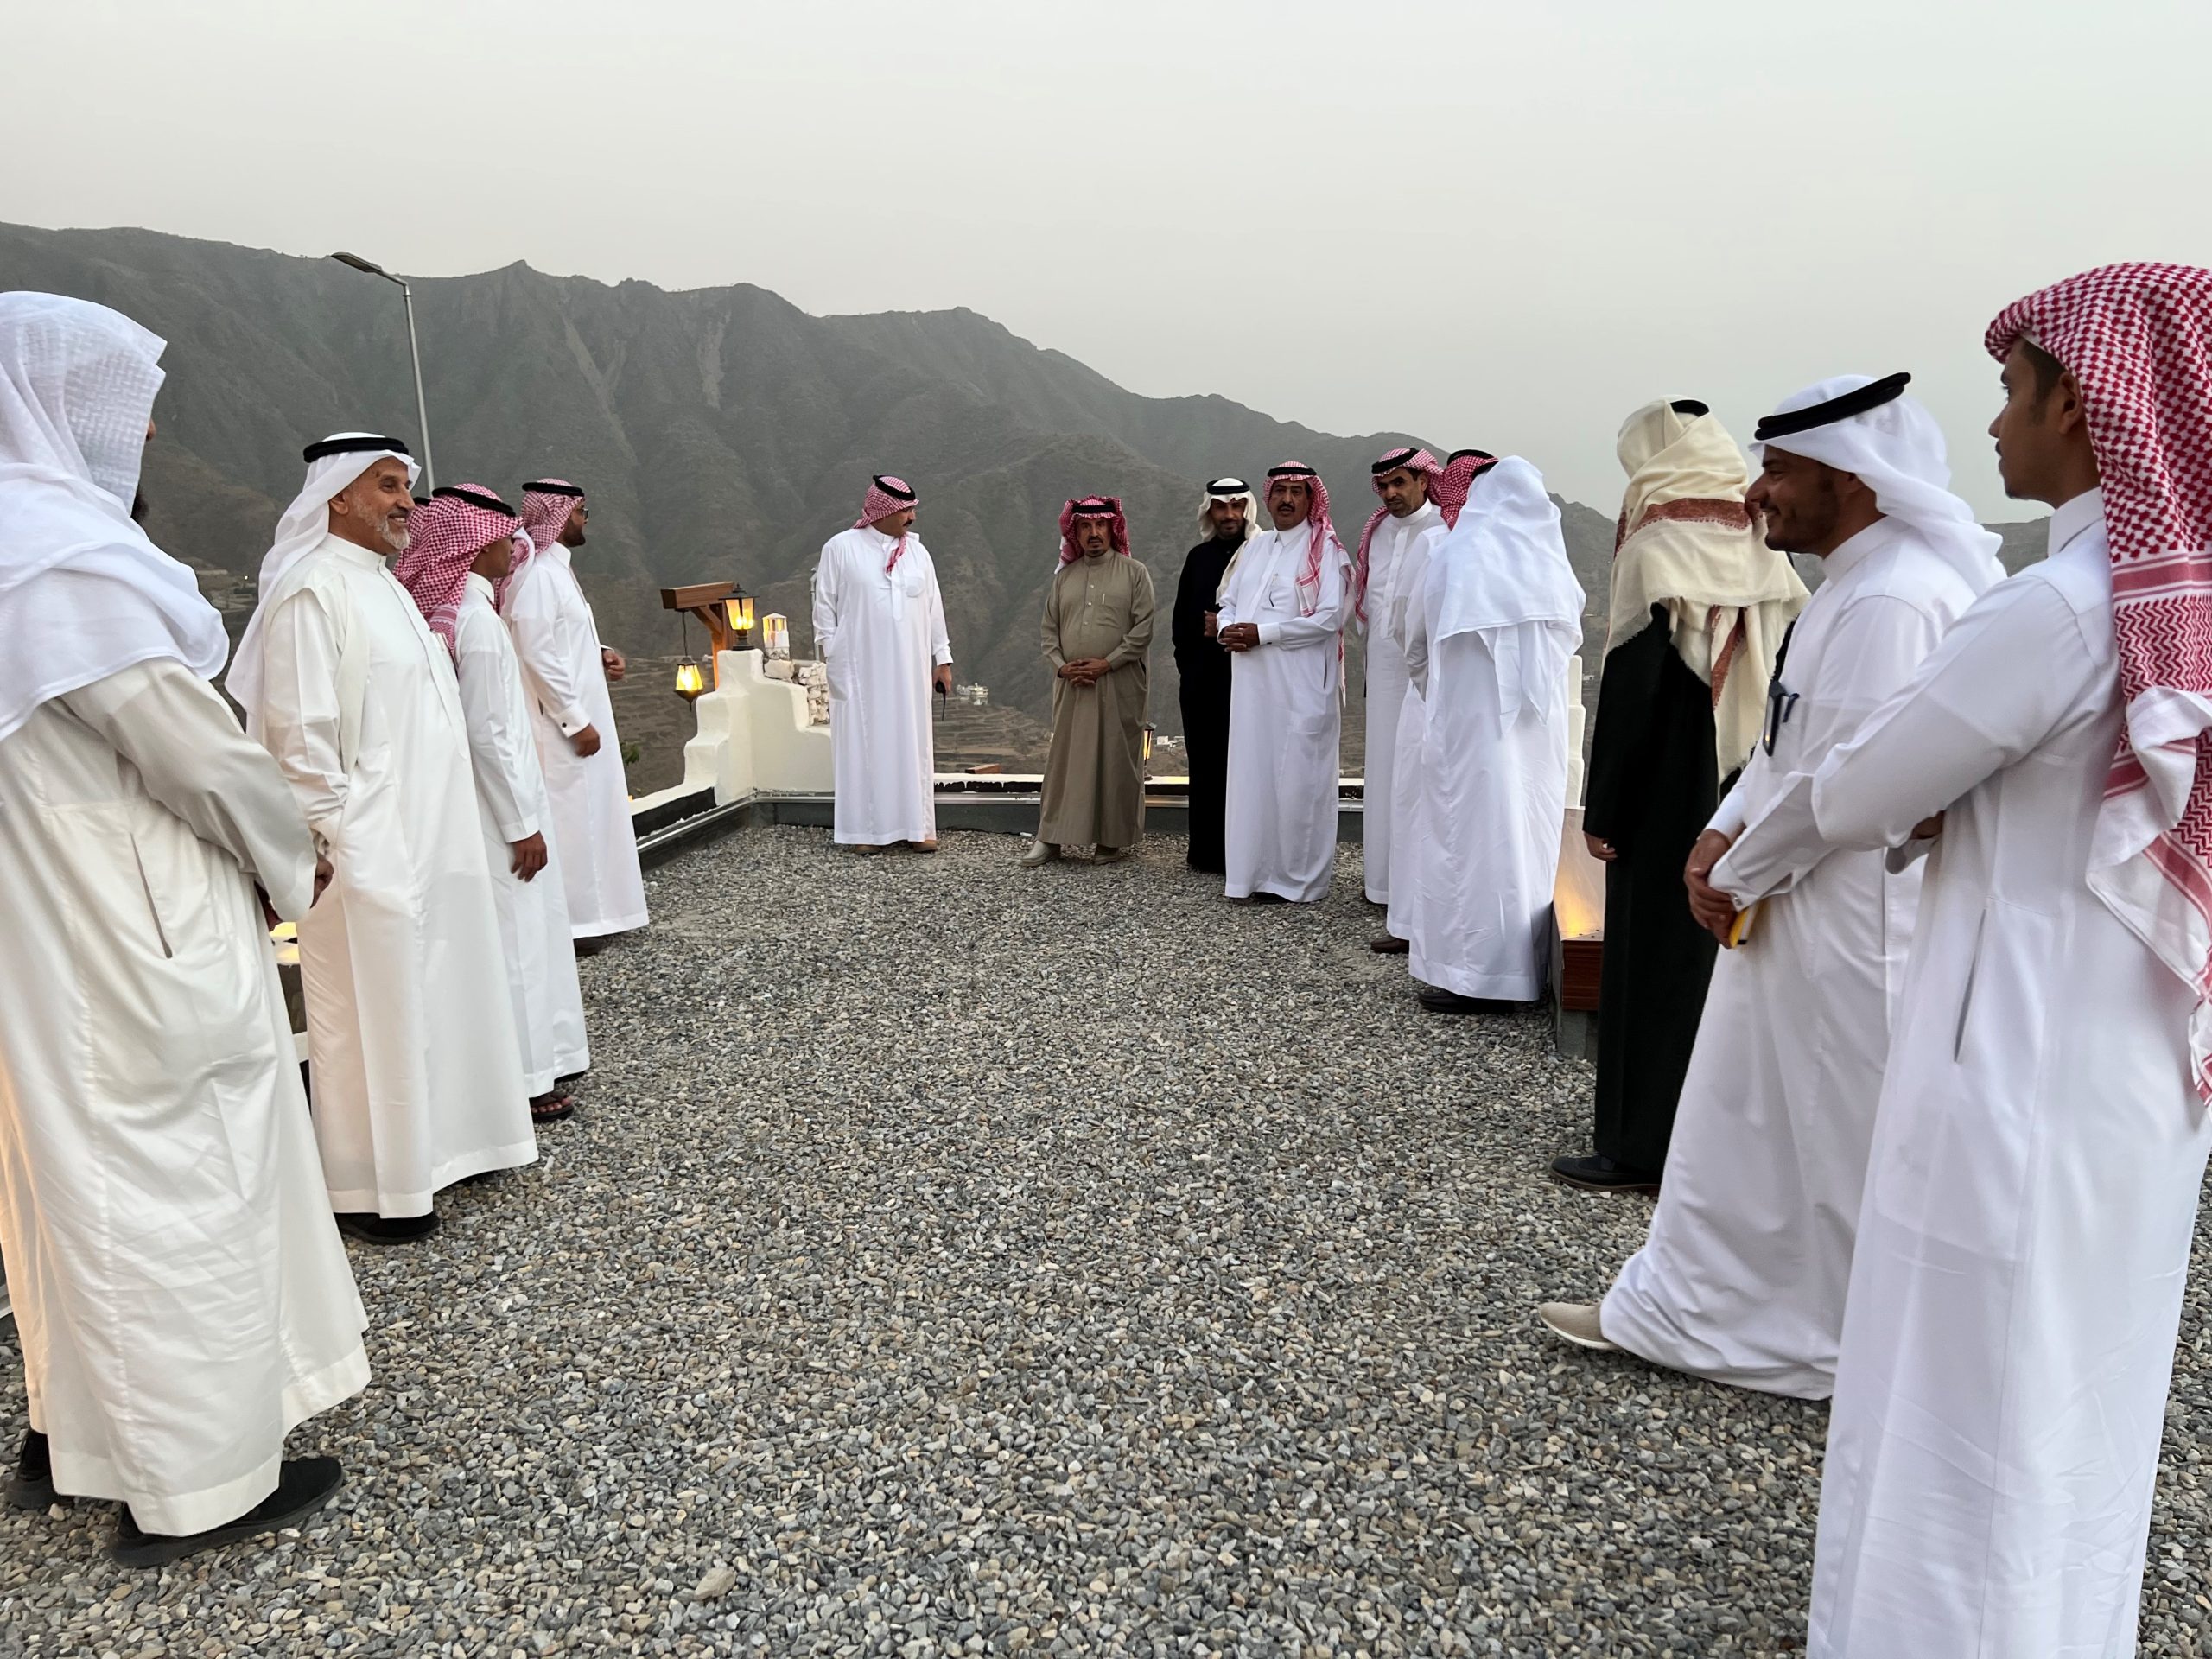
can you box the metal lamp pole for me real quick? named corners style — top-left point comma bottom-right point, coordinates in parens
top-left (329, 251), bottom-right (435, 493)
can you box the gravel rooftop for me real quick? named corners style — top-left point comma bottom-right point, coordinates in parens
top-left (5, 823), bottom-right (2212, 1657)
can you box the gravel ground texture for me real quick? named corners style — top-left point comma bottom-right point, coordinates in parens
top-left (5, 824), bottom-right (2212, 1658)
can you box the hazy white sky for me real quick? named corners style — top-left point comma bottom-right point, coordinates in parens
top-left (7, 0), bottom-right (2209, 513)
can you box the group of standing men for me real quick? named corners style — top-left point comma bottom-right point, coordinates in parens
top-left (813, 450), bottom-right (1590, 1025)
top-left (0, 290), bottom-right (646, 1562)
top-left (1535, 262), bottom-right (2212, 1656)
top-left (7, 255), bottom-right (2212, 1654)
top-left (802, 260), bottom-right (2212, 1655)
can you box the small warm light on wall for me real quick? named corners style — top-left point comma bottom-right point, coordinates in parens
top-left (763, 612), bottom-right (791, 658)
top-left (1141, 721), bottom-right (1155, 765)
top-left (674, 659), bottom-right (705, 702)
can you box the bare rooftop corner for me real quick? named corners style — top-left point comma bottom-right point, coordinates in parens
top-left (6, 824), bottom-right (2212, 1654)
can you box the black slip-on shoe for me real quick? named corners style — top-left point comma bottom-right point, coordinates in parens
top-left (334, 1210), bottom-right (440, 1245)
top-left (1417, 986), bottom-right (1534, 1015)
top-left (111, 1456), bottom-right (343, 1568)
top-left (1548, 1154), bottom-right (1662, 1195)
top-left (6, 1429), bottom-right (55, 1511)
top-left (1369, 936), bottom-right (1410, 955)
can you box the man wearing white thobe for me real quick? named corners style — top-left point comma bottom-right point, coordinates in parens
top-left (1217, 463), bottom-right (1351, 902)
top-left (504, 478), bottom-right (648, 942)
top-left (391, 486), bottom-right (590, 1121)
top-left (1406, 457), bottom-right (1582, 1008)
top-left (1799, 266), bottom-right (2212, 1656)
top-left (813, 474), bottom-right (956, 851)
top-left (1382, 450), bottom-right (1490, 950)
top-left (230, 436), bottom-right (535, 1243)
top-left (0, 293), bottom-right (365, 1564)
top-left (1537, 375), bottom-right (2004, 1379)
top-left (1350, 446), bottom-right (1448, 925)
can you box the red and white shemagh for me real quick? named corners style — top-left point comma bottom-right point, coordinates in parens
top-left (1352, 446), bottom-right (1441, 623)
top-left (855, 474), bottom-right (920, 572)
top-left (1986, 261), bottom-right (2212, 1095)
top-left (390, 486), bottom-right (519, 657)
top-left (1265, 464), bottom-right (1342, 616)
top-left (1429, 451), bottom-right (1496, 530)
top-left (1057, 495), bottom-right (1130, 564)
top-left (505, 480), bottom-right (583, 607)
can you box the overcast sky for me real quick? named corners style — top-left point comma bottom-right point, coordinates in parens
top-left (8, 0), bottom-right (2209, 515)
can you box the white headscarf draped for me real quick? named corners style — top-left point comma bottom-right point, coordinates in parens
top-left (1750, 375), bottom-right (2005, 594)
top-left (226, 434), bottom-right (418, 714)
top-left (1610, 401), bottom-right (1807, 779)
top-left (1196, 476), bottom-right (1262, 547)
top-left (1430, 457), bottom-right (1587, 722)
top-left (0, 292), bottom-right (228, 746)
top-left (1198, 475), bottom-right (1263, 599)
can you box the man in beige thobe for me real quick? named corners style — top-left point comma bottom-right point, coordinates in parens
top-left (1027, 495), bottom-right (1156, 866)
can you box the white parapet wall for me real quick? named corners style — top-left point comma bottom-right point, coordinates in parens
top-left (631, 649), bottom-right (832, 816)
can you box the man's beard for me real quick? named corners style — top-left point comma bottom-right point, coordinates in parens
top-left (376, 516), bottom-right (411, 555)
top-left (130, 489), bottom-right (148, 524)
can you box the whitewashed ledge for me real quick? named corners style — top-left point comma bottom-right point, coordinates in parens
top-left (630, 650), bottom-right (832, 819)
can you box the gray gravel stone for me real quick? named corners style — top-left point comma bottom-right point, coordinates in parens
top-left (4, 824), bottom-right (2209, 1657)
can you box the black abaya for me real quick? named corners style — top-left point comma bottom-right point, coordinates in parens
top-left (1173, 537), bottom-right (1238, 873)
top-left (1582, 606), bottom-right (1725, 1175)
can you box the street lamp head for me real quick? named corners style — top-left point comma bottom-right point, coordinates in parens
top-left (329, 249), bottom-right (404, 285)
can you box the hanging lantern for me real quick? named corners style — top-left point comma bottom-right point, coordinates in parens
top-left (1141, 721), bottom-right (1155, 766)
top-left (673, 610), bottom-right (705, 702)
top-left (724, 588), bottom-right (756, 648)
top-left (762, 612), bottom-right (791, 659)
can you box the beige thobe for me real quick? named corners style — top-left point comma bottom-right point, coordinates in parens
top-left (1038, 553), bottom-right (1155, 849)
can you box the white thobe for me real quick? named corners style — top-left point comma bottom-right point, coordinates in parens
top-left (1599, 518), bottom-right (1985, 1395)
top-left (1384, 531), bottom-right (1439, 942)
top-left (1217, 526), bottom-right (1351, 902)
top-left (0, 659), bottom-right (368, 1535)
top-left (1801, 494), bottom-right (2210, 1657)
top-left (454, 575), bottom-right (590, 1096)
top-left (1360, 502), bottom-right (1444, 905)
top-left (251, 534), bottom-right (535, 1215)
top-left (504, 544), bottom-right (649, 938)
top-left (813, 526), bottom-right (954, 846)
top-left (1408, 608), bottom-right (1578, 1001)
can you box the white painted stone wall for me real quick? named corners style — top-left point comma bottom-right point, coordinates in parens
top-left (631, 649), bottom-right (833, 814)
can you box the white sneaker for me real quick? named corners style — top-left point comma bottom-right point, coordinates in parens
top-left (1536, 1301), bottom-right (1618, 1351)
top-left (1020, 841), bottom-right (1060, 868)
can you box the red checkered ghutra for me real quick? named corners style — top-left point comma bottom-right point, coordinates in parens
top-left (391, 486), bottom-right (519, 657)
top-left (1986, 262), bottom-right (2212, 1090)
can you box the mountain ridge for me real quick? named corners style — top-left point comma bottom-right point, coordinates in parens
top-left (2, 220), bottom-right (2044, 778)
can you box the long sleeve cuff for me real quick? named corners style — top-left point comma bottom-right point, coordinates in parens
top-left (264, 842), bottom-right (319, 925)
top-left (1707, 790), bottom-right (1750, 838)
top-left (556, 702), bottom-right (590, 736)
top-left (1256, 621), bottom-right (1281, 645)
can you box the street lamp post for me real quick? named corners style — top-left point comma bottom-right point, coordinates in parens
top-left (329, 251), bottom-right (435, 493)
